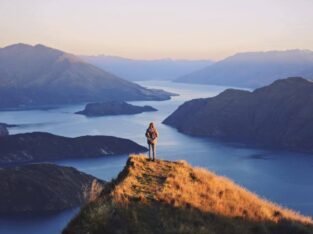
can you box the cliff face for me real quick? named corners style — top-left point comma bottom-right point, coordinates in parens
top-left (76, 101), bottom-right (157, 116)
top-left (0, 132), bottom-right (147, 164)
top-left (0, 163), bottom-right (105, 214)
top-left (63, 155), bottom-right (313, 234)
top-left (164, 77), bottom-right (313, 152)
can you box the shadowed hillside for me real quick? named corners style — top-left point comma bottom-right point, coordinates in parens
top-left (164, 77), bottom-right (313, 153)
top-left (0, 164), bottom-right (104, 214)
top-left (0, 132), bottom-right (147, 164)
top-left (63, 155), bottom-right (313, 234)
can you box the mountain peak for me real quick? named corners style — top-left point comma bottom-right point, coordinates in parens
top-left (2, 43), bottom-right (33, 50)
top-left (254, 77), bottom-right (313, 94)
top-left (64, 155), bottom-right (312, 234)
top-left (272, 76), bottom-right (311, 85)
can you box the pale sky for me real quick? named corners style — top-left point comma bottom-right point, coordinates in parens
top-left (0, 0), bottom-right (313, 60)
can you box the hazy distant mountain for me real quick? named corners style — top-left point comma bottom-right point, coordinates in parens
top-left (175, 50), bottom-right (313, 88)
top-left (164, 77), bottom-right (313, 153)
top-left (0, 44), bottom-right (173, 108)
top-left (81, 55), bottom-right (212, 81)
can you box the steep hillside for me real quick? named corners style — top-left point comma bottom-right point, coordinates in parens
top-left (176, 50), bottom-right (313, 88)
top-left (0, 44), bottom-right (173, 108)
top-left (0, 163), bottom-right (104, 213)
top-left (0, 132), bottom-right (147, 164)
top-left (82, 55), bottom-right (212, 81)
top-left (164, 77), bottom-right (313, 153)
top-left (63, 155), bottom-right (313, 234)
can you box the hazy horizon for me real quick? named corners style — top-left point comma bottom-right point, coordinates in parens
top-left (1, 0), bottom-right (313, 60)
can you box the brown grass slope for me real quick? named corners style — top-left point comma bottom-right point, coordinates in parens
top-left (63, 155), bottom-right (313, 234)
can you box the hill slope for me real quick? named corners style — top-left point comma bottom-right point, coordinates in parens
top-left (175, 50), bottom-right (313, 88)
top-left (63, 155), bottom-right (313, 234)
top-left (0, 163), bottom-right (103, 213)
top-left (82, 55), bottom-right (212, 81)
top-left (0, 44), bottom-right (173, 108)
top-left (164, 77), bottom-right (313, 153)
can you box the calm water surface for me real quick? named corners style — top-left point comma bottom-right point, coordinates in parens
top-left (0, 81), bottom-right (312, 234)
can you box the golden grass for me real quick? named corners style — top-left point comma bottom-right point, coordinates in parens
top-left (63, 155), bottom-right (313, 234)
top-left (112, 154), bottom-right (312, 224)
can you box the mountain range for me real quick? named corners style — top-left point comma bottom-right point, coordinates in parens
top-left (0, 44), bottom-right (173, 109)
top-left (82, 55), bottom-right (212, 81)
top-left (176, 50), bottom-right (313, 88)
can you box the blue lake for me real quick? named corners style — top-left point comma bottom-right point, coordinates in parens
top-left (0, 80), bottom-right (312, 234)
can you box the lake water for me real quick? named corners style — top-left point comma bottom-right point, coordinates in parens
top-left (0, 80), bottom-right (313, 234)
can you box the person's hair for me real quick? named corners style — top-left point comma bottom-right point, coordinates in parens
top-left (149, 122), bottom-right (155, 129)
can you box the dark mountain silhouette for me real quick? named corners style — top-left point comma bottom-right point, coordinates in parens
top-left (76, 101), bottom-right (157, 116)
top-left (0, 123), bottom-right (8, 136)
top-left (164, 77), bottom-right (313, 153)
top-left (63, 155), bottom-right (313, 234)
top-left (0, 43), bottom-right (173, 109)
top-left (0, 132), bottom-right (147, 164)
top-left (82, 55), bottom-right (212, 81)
top-left (0, 163), bottom-right (104, 213)
top-left (176, 50), bottom-right (313, 88)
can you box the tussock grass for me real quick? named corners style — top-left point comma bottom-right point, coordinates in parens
top-left (63, 155), bottom-right (313, 234)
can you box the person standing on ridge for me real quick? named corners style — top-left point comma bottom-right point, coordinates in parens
top-left (145, 122), bottom-right (158, 161)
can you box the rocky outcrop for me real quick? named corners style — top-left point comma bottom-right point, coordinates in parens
top-left (0, 163), bottom-right (105, 213)
top-left (0, 132), bottom-right (147, 164)
top-left (164, 77), bottom-right (313, 153)
top-left (0, 43), bottom-right (174, 109)
top-left (76, 101), bottom-right (157, 116)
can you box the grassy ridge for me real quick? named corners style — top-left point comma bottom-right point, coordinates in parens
top-left (63, 155), bottom-right (313, 234)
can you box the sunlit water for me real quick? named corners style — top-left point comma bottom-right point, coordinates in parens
top-left (0, 81), bottom-right (313, 234)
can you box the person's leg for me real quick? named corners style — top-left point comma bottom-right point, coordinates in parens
top-left (152, 144), bottom-right (156, 161)
top-left (148, 144), bottom-right (151, 160)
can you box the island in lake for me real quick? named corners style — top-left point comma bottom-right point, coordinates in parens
top-left (76, 101), bottom-right (157, 117)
